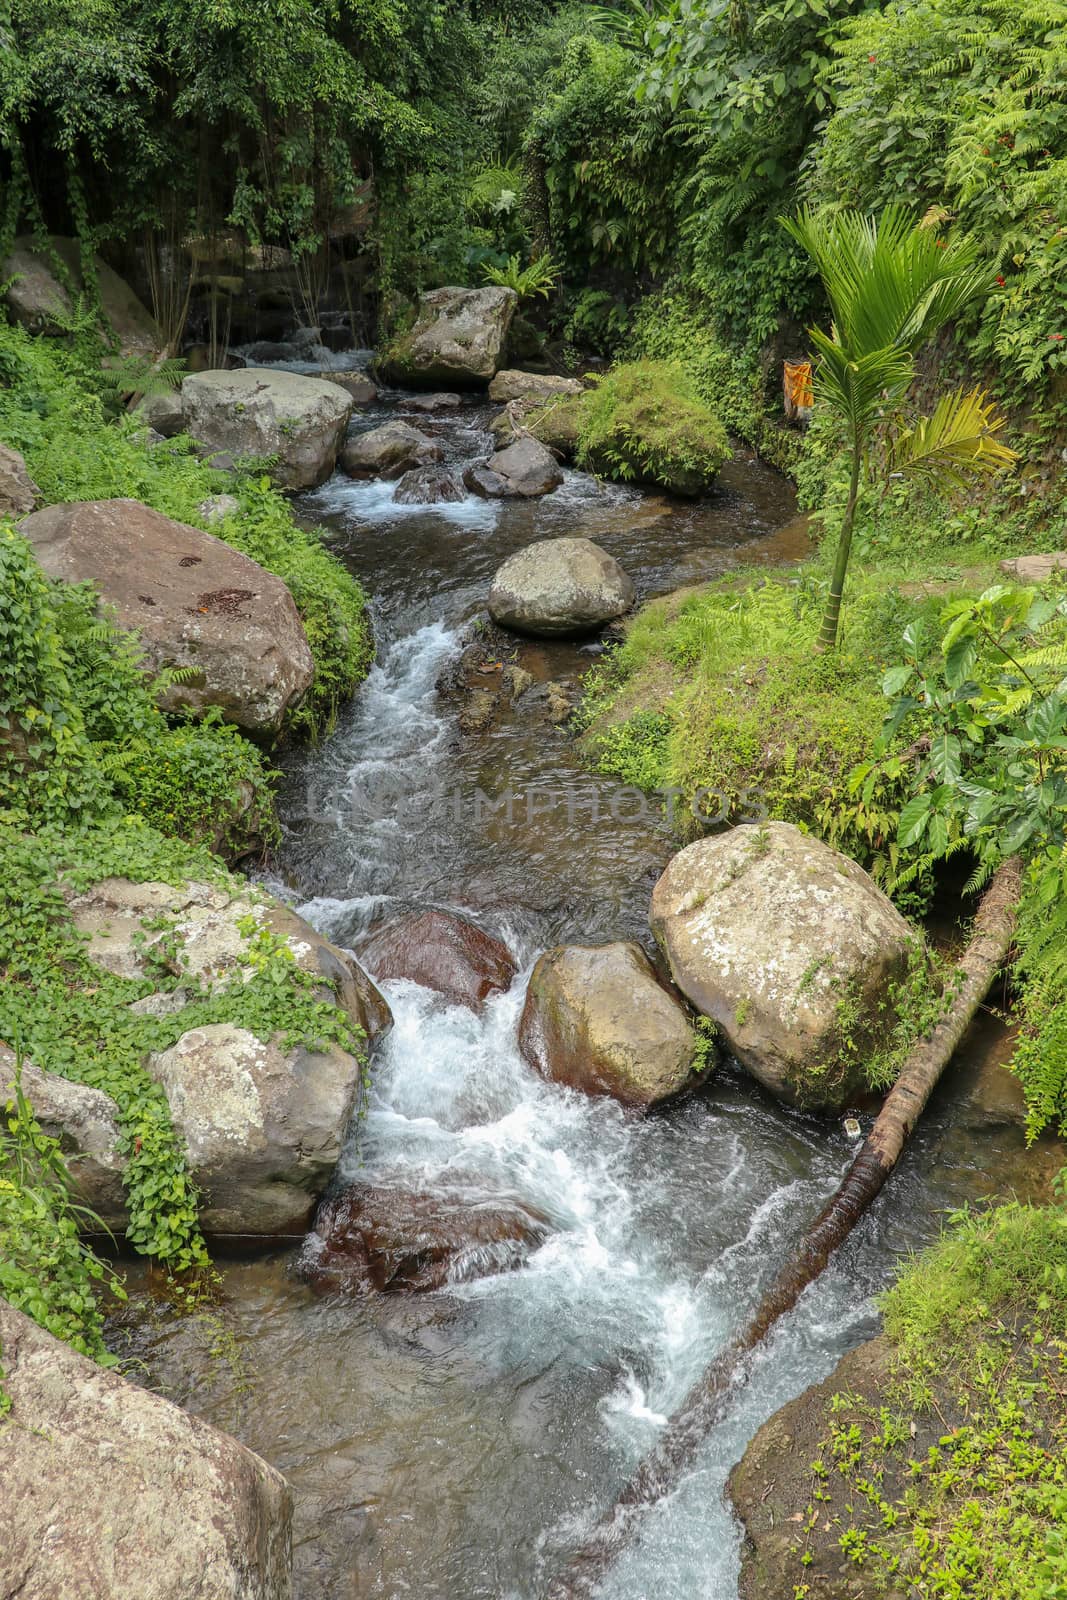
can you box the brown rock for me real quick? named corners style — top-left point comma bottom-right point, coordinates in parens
top-left (0, 1296), bottom-right (292, 1600)
top-left (519, 942), bottom-right (702, 1106)
top-left (1000, 552), bottom-right (1067, 584)
top-left (0, 442), bottom-right (39, 518)
top-left (359, 908), bottom-right (517, 1012)
top-left (301, 1180), bottom-right (551, 1293)
top-left (20, 498), bottom-right (314, 735)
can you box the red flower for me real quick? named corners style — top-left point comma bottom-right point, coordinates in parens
top-left (996, 275), bottom-right (1006, 286)
top-left (868, 53), bottom-right (877, 62)
top-left (936, 240), bottom-right (947, 248)
top-left (1051, 334), bottom-right (1065, 342)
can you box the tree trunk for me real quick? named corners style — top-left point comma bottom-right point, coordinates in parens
top-left (816, 445), bottom-right (863, 653)
top-left (547, 856), bottom-right (1023, 1600)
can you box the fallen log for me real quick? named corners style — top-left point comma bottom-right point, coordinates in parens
top-left (548, 855), bottom-right (1023, 1599)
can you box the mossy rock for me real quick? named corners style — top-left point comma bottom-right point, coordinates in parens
top-left (577, 360), bottom-right (730, 497)
top-left (524, 393), bottom-right (586, 458)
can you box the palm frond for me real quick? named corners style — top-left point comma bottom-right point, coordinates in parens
top-left (885, 388), bottom-right (1018, 489)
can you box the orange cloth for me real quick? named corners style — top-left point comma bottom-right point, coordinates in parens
top-left (784, 360), bottom-right (814, 410)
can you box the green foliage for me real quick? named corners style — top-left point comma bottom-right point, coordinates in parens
top-left (1, 1069), bottom-right (125, 1375)
top-left (806, 0), bottom-right (1067, 397)
top-left (480, 251), bottom-right (561, 300)
top-left (581, 573), bottom-right (940, 874)
top-left (782, 204), bottom-right (1014, 647)
top-left (0, 322), bottom-right (372, 737)
top-left (576, 358), bottom-right (730, 494)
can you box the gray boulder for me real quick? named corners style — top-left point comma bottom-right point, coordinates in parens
top-left (393, 466), bottom-right (465, 505)
top-left (488, 536), bottom-right (635, 637)
top-left (0, 1296), bottom-right (292, 1600)
top-left (1, 1049), bottom-right (126, 1231)
top-left (21, 498), bottom-right (314, 736)
top-left (380, 286), bottom-right (517, 388)
top-left (182, 368), bottom-right (353, 490)
top-left (519, 943), bottom-right (702, 1107)
top-left (325, 371), bottom-right (379, 405)
top-left (464, 437), bottom-right (563, 499)
top-left (137, 387), bottom-right (185, 437)
top-left (488, 370), bottom-right (583, 405)
top-left (2, 235), bottom-right (161, 359)
top-left (61, 876), bottom-right (392, 1236)
top-left (340, 420), bottom-right (443, 479)
top-left (404, 392), bottom-right (462, 412)
top-left (650, 822), bottom-right (916, 1113)
top-left (0, 441), bottom-right (39, 519)
top-left (198, 492), bottom-right (241, 524)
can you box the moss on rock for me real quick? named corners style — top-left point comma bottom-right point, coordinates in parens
top-left (576, 359), bottom-right (730, 496)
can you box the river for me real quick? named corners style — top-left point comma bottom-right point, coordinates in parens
top-left (120, 375), bottom-right (1043, 1600)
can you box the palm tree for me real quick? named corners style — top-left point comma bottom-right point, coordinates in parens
top-left (781, 205), bottom-right (1018, 651)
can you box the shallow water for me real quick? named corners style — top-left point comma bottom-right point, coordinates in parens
top-left (120, 386), bottom-right (1049, 1600)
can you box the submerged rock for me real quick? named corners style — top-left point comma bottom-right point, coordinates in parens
top-left (488, 536), bottom-right (635, 637)
top-left (519, 942), bottom-right (703, 1107)
top-left (359, 908), bottom-right (517, 1013)
top-left (650, 822), bottom-right (915, 1113)
top-left (379, 286), bottom-right (517, 388)
top-left (0, 442), bottom-right (39, 519)
top-left (182, 367), bottom-right (353, 490)
top-left (0, 1296), bottom-right (292, 1600)
top-left (20, 498), bottom-right (314, 736)
top-left (340, 420), bottom-right (443, 480)
top-left (301, 1179), bottom-right (551, 1293)
top-left (54, 877), bottom-right (392, 1235)
top-left (393, 465), bottom-right (465, 505)
top-left (464, 437), bottom-right (563, 499)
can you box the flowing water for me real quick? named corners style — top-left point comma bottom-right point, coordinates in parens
top-left (121, 381), bottom-right (1052, 1600)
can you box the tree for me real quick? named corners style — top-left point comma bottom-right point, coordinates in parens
top-left (781, 205), bottom-right (1017, 651)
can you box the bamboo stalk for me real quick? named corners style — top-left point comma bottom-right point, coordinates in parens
top-left (547, 855), bottom-right (1023, 1598)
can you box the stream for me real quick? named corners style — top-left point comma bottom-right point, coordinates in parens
top-left (121, 373), bottom-right (1047, 1600)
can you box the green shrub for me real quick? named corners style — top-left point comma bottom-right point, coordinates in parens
top-left (576, 359), bottom-right (730, 495)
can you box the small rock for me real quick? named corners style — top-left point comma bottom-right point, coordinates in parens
top-left (489, 536), bottom-right (635, 637)
top-left (519, 942), bottom-right (702, 1106)
top-left (197, 493), bottom-right (240, 525)
top-left (468, 436), bottom-right (563, 499)
top-left (137, 388), bottom-right (184, 438)
top-left (501, 665), bottom-right (535, 701)
top-left (404, 392), bottom-right (462, 412)
top-left (1000, 552), bottom-right (1067, 584)
top-left (300, 1179), bottom-right (551, 1293)
top-left (325, 371), bottom-right (378, 405)
top-left (359, 908), bottom-right (517, 1012)
top-left (463, 461), bottom-right (509, 498)
top-left (393, 465), bottom-right (465, 505)
top-left (340, 420), bottom-right (443, 480)
top-left (488, 370), bottom-right (583, 405)
top-left (0, 442), bottom-right (39, 519)
top-left (458, 688), bottom-right (497, 734)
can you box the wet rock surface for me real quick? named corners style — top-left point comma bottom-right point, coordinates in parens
top-left (340, 420), bottom-right (444, 479)
top-left (651, 822), bottom-right (916, 1113)
top-left (20, 497), bottom-right (314, 735)
top-left (358, 908), bottom-right (517, 1012)
top-left (300, 1179), bottom-right (552, 1293)
top-left (464, 436), bottom-right (563, 499)
top-left (393, 464), bottom-right (465, 505)
top-left (519, 942), bottom-right (702, 1106)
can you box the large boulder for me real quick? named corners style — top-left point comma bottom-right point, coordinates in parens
top-left (358, 908), bottom-right (517, 1013)
top-left (0, 441), bottom-right (39, 519)
top-left (464, 436), bottom-right (563, 499)
top-left (300, 1179), bottom-right (551, 1294)
top-left (181, 368), bottom-right (352, 490)
top-left (650, 822), bottom-right (916, 1112)
top-left (20, 498), bottom-right (314, 736)
top-left (1, 1049), bottom-right (127, 1231)
top-left (60, 877), bottom-right (392, 1235)
top-left (0, 1296), bottom-right (292, 1600)
top-left (379, 286), bottom-right (518, 388)
top-left (488, 370), bottom-right (584, 405)
top-left (488, 537), bottom-right (635, 637)
top-left (2, 235), bottom-right (161, 359)
top-left (519, 943), bottom-right (703, 1107)
top-left (340, 420), bottom-right (443, 480)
